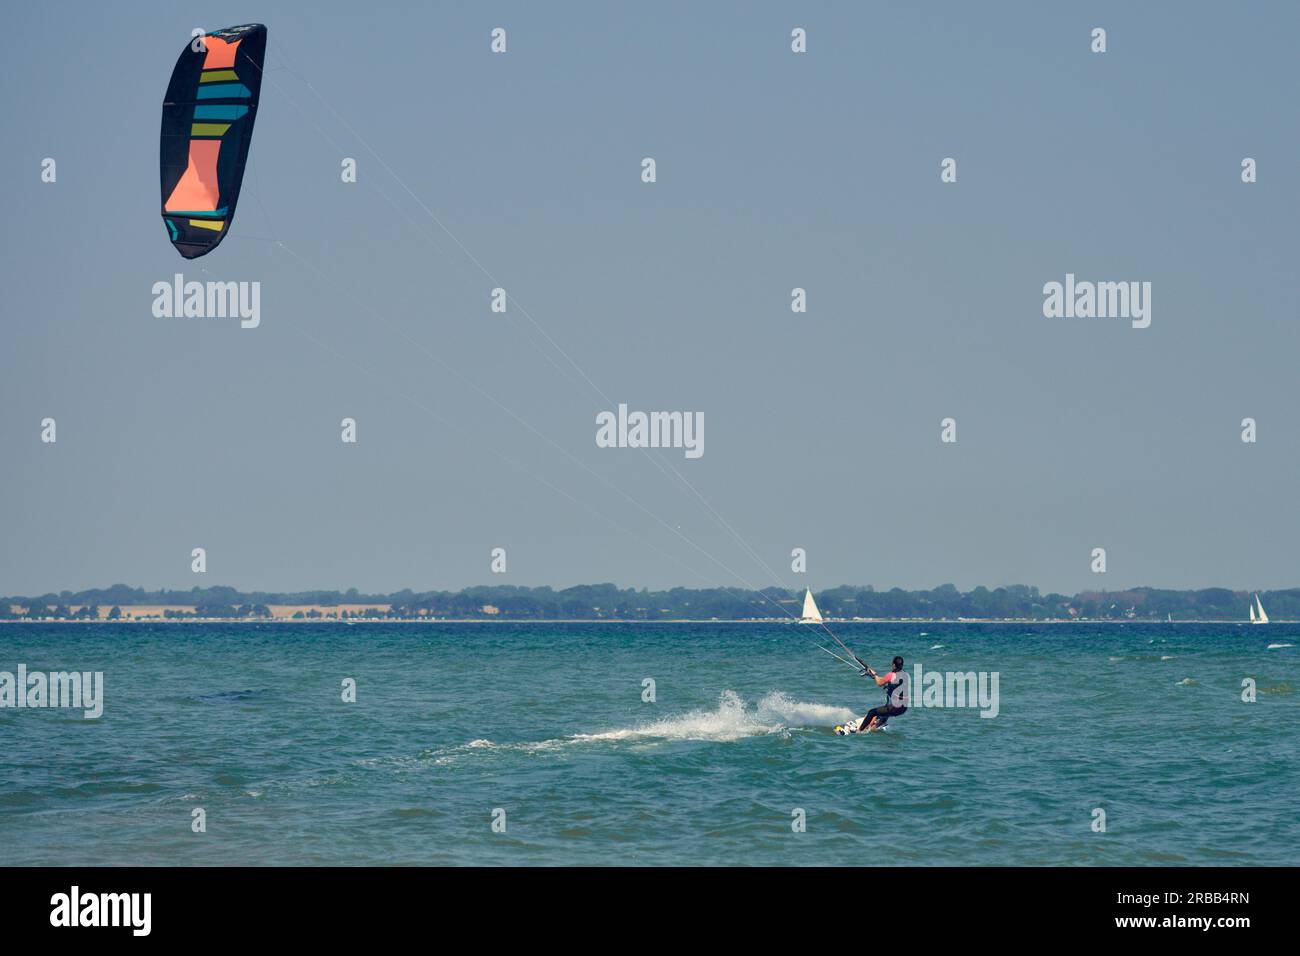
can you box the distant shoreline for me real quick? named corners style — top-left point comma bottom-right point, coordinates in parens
top-left (5, 584), bottom-right (1288, 625)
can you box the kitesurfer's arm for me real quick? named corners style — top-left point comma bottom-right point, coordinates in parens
top-left (858, 664), bottom-right (891, 686)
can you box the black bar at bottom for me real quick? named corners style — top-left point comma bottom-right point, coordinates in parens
top-left (0, 866), bottom-right (1282, 941)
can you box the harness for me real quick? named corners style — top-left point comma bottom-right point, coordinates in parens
top-left (883, 672), bottom-right (908, 708)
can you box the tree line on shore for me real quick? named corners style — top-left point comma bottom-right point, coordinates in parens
top-left (2, 582), bottom-right (1296, 620)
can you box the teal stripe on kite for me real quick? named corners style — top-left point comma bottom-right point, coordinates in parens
top-left (166, 207), bottom-right (229, 217)
top-left (165, 219), bottom-right (179, 241)
top-left (193, 104), bottom-right (249, 120)
top-left (196, 83), bottom-right (251, 99)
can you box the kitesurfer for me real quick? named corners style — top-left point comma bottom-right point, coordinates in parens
top-left (857, 656), bottom-right (909, 733)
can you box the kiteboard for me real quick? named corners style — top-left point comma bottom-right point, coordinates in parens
top-left (834, 719), bottom-right (888, 735)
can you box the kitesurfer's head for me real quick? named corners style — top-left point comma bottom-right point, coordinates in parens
top-left (892, 656), bottom-right (904, 671)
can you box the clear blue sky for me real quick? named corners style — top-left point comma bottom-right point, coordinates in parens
top-left (3, 1), bottom-right (1297, 596)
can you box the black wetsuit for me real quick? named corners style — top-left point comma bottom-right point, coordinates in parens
top-left (864, 669), bottom-right (909, 728)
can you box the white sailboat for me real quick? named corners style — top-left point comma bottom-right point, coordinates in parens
top-left (800, 588), bottom-right (823, 624)
top-left (1252, 593), bottom-right (1269, 624)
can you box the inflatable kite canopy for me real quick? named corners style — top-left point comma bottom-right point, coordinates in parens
top-left (160, 24), bottom-right (266, 259)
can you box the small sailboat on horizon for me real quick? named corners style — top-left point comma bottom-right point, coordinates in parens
top-left (800, 588), bottom-right (823, 624)
top-left (1250, 593), bottom-right (1269, 624)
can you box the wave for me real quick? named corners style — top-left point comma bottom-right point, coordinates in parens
top-left (1267, 643), bottom-right (1293, 650)
top-left (572, 690), bottom-right (856, 743)
top-left (194, 688), bottom-right (271, 704)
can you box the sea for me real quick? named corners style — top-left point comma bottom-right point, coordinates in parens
top-left (1, 622), bottom-right (1296, 866)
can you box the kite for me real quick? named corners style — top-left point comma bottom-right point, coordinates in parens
top-left (160, 23), bottom-right (266, 258)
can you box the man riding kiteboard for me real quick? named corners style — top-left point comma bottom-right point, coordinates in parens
top-left (855, 655), bottom-right (909, 733)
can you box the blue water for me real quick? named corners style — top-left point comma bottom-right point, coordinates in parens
top-left (1, 622), bottom-right (1296, 865)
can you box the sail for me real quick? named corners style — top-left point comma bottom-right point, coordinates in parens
top-left (1250, 602), bottom-right (1257, 623)
top-left (1256, 595), bottom-right (1269, 624)
top-left (161, 24), bottom-right (267, 258)
top-left (801, 588), bottom-right (823, 623)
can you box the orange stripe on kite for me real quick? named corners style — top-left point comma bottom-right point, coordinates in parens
top-left (164, 139), bottom-right (222, 212)
top-left (202, 35), bottom-right (242, 70)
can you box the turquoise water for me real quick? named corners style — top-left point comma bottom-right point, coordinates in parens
top-left (1, 622), bottom-right (1296, 866)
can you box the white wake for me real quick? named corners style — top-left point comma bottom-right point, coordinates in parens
top-left (572, 690), bottom-right (856, 743)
